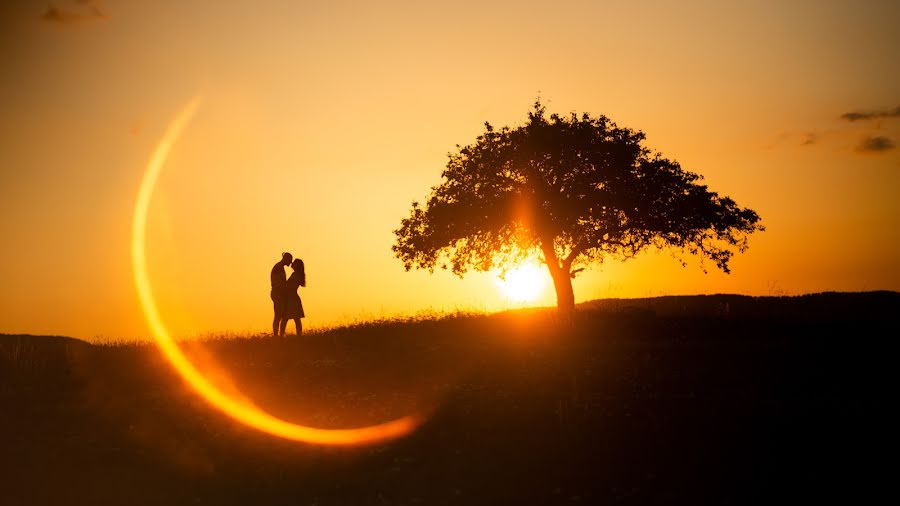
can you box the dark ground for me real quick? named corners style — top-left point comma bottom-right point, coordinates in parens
top-left (1, 292), bottom-right (896, 505)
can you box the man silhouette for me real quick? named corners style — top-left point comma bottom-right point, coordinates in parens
top-left (271, 252), bottom-right (292, 336)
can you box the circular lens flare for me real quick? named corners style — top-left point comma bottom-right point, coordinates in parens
top-left (131, 98), bottom-right (421, 446)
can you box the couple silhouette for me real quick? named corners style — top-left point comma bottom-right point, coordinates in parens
top-left (270, 252), bottom-right (305, 336)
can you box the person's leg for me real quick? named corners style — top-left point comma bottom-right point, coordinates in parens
top-left (269, 295), bottom-right (281, 336)
top-left (272, 294), bottom-right (282, 336)
top-left (293, 318), bottom-right (302, 336)
top-left (279, 318), bottom-right (288, 337)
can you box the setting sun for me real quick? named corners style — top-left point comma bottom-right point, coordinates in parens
top-left (495, 263), bottom-right (548, 304)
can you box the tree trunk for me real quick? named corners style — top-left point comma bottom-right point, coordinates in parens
top-left (549, 267), bottom-right (575, 314)
top-left (540, 238), bottom-right (576, 314)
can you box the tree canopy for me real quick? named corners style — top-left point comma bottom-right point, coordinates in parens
top-left (393, 100), bottom-right (763, 311)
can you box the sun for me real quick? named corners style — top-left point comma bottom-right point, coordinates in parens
top-left (495, 263), bottom-right (547, 304)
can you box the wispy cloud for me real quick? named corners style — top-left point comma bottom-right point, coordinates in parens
top-left (856, 135), bottom-right (895, 153)
top-left (764, 130), bottom-right (824, 149)
top-left (840, 106), bottom-right (900, 122)
top-left (41, 0), bottom-right (109, 25)
top-left (799, 132), bottom-right (819, 146)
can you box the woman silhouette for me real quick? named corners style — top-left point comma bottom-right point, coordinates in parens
top-left (280, 258), bottom-right (306, 336)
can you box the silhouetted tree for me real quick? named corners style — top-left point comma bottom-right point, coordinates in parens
top-left (393, 100), bottom-right (763, 313)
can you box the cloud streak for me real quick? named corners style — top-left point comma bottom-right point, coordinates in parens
top-left (856, 136), bottom-right (895, 153)
top-left (840, 106), bottom-right (900, 122)
top-left (799, 132), bottom-right (819, 145)
top-left (41, 1), bottom-right (108, 25)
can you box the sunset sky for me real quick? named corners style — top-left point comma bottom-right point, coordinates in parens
top-left (1, 0), bottom-right (898, 341)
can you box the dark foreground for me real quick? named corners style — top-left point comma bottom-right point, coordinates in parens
top-left (1, 292), bottom-right (896, 505)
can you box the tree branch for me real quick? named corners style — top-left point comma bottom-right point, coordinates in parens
top-left (562, 241), bottom-right (586, 270)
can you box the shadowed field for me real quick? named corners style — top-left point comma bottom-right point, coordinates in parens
top-left (1, 292), bottom-right (896, 505)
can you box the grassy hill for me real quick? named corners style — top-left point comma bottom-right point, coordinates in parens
top-left (1, 292), bottom-right (897, 505)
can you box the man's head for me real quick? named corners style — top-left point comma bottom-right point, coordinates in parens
top-left (281, 252), bottom-right (293, 266)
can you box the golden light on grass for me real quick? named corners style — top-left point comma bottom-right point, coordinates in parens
top-left (495, 263), bottom-right (547, 304)
top-left (131, 98), bottom-right (421, 446)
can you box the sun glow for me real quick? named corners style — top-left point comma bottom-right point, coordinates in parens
top-left (131, 99), bottom-right (421, 446)
top-left (495, 263), bottom-right (548, 304)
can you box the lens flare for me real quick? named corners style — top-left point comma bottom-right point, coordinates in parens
top-left (131, 98), bottom-right (421, 445)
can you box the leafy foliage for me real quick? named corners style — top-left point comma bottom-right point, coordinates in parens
top-left (393, 100), bottom-right (763, 307)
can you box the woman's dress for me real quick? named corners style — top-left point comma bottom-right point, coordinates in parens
top-left (283, 271), bottom-right (305, 319)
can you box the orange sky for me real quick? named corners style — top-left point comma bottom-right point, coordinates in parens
top-left (1, 0), bottom-right (898, 341)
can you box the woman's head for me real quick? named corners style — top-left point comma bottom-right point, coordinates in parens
top-left (291, 258), bottom-right (304, 272)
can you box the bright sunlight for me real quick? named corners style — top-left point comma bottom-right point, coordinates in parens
top-left (495, 263), bottom-right (548, 304)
